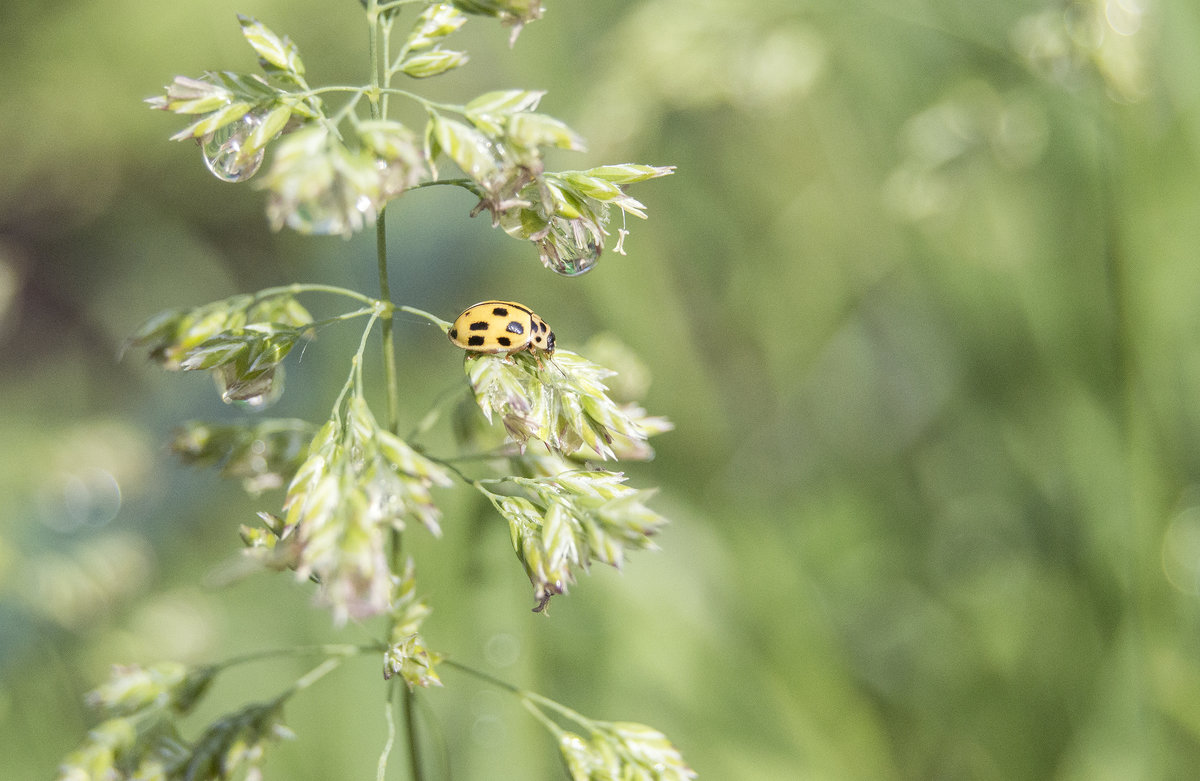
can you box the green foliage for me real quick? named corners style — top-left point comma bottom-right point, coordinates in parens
top-left (58, 3), bottom-right (681, 781)
top-left (485, 469), bottom-right (667, 610)
top-left (260, 393), bottom-right (453, 622)
top-left (124, 293), bottom-right (312, 372)
top-left (557, 723), bottom-right (695, 781)
top-left (124, 292), bottom-right (314, 408)
top-left (146, 6), bottom-right (671, 269)
top-left (465, 349), bottom-right (671, 460)
top-left (16, 0), bottom-right (1200, 780)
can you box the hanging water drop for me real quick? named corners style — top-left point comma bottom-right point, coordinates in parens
top-left (201, 114), bottom-right (265, 183)
top-left (543, 242), bottom-right (601, 276)
top-left (214, 364), bottom-right (284, 410)
top-left (538, 216), bottom-right (602, 276)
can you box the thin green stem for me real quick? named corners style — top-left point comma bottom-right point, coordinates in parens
top-left (398, 305), bottom-right (450, 329)
top-left (267, 656), bottom-right (350, 709)
top-left (291, 656), bottom-right (344, 694)
top-left (332, 362), bottom-right (357, 418)
top-left (435, 447), bottom-right (522, 463)
top-left (386, 13), bottom-right (422, 82)
top-left (377, 693), bottom-right (397, 781)
top-left (403, 685), bottom-right (422, 781)
top-left (301, 84), bottom-right (372, 97)
top-left (472, 480), bottom-right (515, 514)
top-left (441, 658), bottom-right (521, 695)
top-left (367, 0), bottom-right (383, 98)
top-left (407, 177), bottom-right (475, 190)
top-left (381, 17), bottom-right (394, 118)
top-left (378, 0), bottom-right (426, 11)
top-left (309, 306), bottom-right (379, 330)
top-left (330, 308), bottom-right (382, 415)
top-left (368, 5), bottom-right (420, 780)
top-left (253, 282), bottom-right (380, 307)
top-left (406, 381), bottom-right (471, 442)
top-left (522, 690), bottom-right (595, 730)
top-left (399, 449), bottom-right (475, 486)
top-left (376, 216), bottom-right (402, 432)
top-left (442, 658), bottom-right (598, 732)
top-left (211, 643), bottom-right (380, 673)
top-left (284, 72), bottom-right (330, 129)
top-left (289, 85), bottom-right (464, 119)
top-left (356, 308), bottom-right (386, 399)
top-left (474, 477), bottom-right (513, 492)
top-left (375, 87), bottom-right (462, 114)
top-left (330, 89), bottom-right (369, 126)
top-left (522, 699), bottom-right (567, 736)
top-left (366, 2), bottom-right (401, 432)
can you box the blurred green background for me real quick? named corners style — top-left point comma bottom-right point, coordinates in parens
top-left (5, 0), bottom-right (1200, 778)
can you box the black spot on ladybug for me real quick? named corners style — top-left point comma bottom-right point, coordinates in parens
top-left (534, 335), bottom-right (542, 343)
top-left (469, 321), bottom-right (489, 331)
top-left (492, 306), bottom-right (509, 316)
top-left (506, 320), bottom-right (524, 335)
top-left (538, 321), bottom-right (547, 333)
top-left (467, 335), bottom-right (486, 347)
top-left (497, 336), bottom-right (512, 347)
top-left (448, 328), bottom-right (457, 339)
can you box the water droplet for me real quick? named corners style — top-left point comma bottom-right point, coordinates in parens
top-left (544, 244), bottom-right (601, 276)
top-left (214, 364), bottom-right (283, 410)
top-left (537, 215), bottom-right (603, 276)
top-left (201, 114), bottom-right (265, 183)
top-left (232, 389), bottom-right (282, 410)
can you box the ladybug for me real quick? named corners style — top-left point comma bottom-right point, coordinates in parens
top-left (448, 301), bottom-right (556, 357)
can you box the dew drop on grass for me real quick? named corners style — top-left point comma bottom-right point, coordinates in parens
top-left (228, 382), bottom-right (283, 410)
top-left (214, 364), bottom-right (284, 410)
top-left (540, 216), bottom-right (602, 276)
top-left (201, 114), bottom-right (265, 183)
top-left (545, 245), bottom-right (600, 276)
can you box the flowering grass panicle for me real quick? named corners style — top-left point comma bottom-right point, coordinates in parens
top-left (465, 348), bottom-right (672, 460)
top-left (84, 3), bottom-right (690, 779)
top-left (279, 395), bottom-right (451, 623)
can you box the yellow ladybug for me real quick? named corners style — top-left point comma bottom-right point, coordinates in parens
top-left (448, 301), bottom-right (556, 357)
